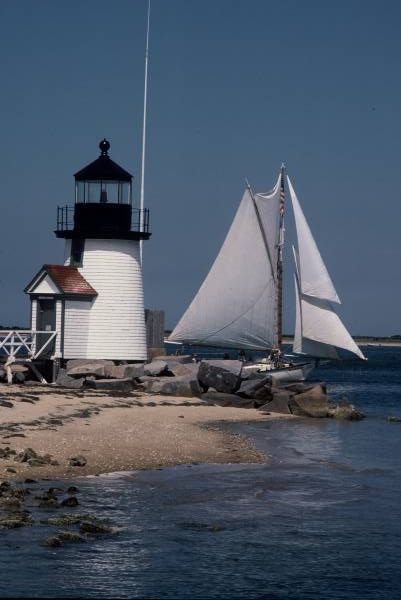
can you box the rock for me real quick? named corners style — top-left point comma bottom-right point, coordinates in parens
top-left (10, 364), bottom-right (29, 373)
top-left (7, 487), bottom-right (30, 499)
top-left (388, 416), bottom-right (401, 423)
top-left (289, 384), bottom-right (329, 418)
top-left (167, 362), bottom-right (200, 378)
top-left (85, 378), bottom-right (133, 392)
top-left (236, 376), bottom-right (271, 398)
top-left (44, 536), bottom-right (62, 547)
top-left (0, 496), bottom-right (21, 508)
top-left (283, 382), bottom-right (312, 394)
top-left (56, 369), bottom-right (84, 390)
top-left (5, 467), bottom-right (17, 473)
top-left (57, 530), bottom-right (86, 543)
top-left (0, 447), bottom-right (16, 459)
top-left (79, 520), bottom-right (113, 534)
top-left (13, 372), bottom-right (26, 383)
top-left (67, 363), bottom-right (107, 378)
top-left (0, 400), bottom-right (13, 408)
top-left (153, 354), bottom-right (193, 364)
top-left (136, 375), bottom-right (155, 384)
top-left (253, 385), bottom-right (274, 403)
top-left (46, 514), bottom-right (85, 526)
top-left (61, 496), bottom-right (79, 507)
top-left (39, 497), bottom-right (60, 509)
top-left (259, 394), bottom-right (292, 415)
top-left (15, 448), bottom-right (39, 463)
top-left (329, 400), bottom-right (365, 421)
top-left (144, 360), bottom-right (169, 377)
top-left (45, 514), bottom-right (83, 527)
top-left (67, 486), bottom-right (79, 494)
top-left (15, 448), bottom-right (53, 467)
top-left (66, 359), bottom-right (114, 372)
top-left (0, 514), bottom-right (33, 529)
top-left (238, 369), bottom-right (267, 381)
top-left (68, 455), bottom-right (87, 467)
top-left (145, 375), bottom-right (202, 398)
top-left (104, 363), bottom-right (145, 380)
top-left (27, 457), bottom-right (48, 467)
top-left (201, 391), bottom-right (244, 407)
top-left (197, 360), bottom-right (243, 394)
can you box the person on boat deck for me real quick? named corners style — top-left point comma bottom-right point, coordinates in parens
top-left (270, 348), bottom-right (281, 367)
top-left (238, 349), bottom-right (246, 362)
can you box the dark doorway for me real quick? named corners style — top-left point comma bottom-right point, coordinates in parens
top-left (36, 299), bottom-right (56, 357)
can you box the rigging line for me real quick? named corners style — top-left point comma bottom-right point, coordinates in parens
top-left (245, 180), bottom-right (277, 284)
top-left (192, 274), bottom-right (276, 346)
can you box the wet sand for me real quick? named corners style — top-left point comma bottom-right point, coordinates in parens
top-left (0, 384), bottom-right (290, 481)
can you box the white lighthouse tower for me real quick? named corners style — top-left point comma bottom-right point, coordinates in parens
top-left (26, 139), bottom-right (150, 362)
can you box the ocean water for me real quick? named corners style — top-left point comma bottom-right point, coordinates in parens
top-left (1, 347), bottom-right (401, 599)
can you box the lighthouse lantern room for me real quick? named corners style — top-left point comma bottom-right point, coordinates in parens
top-left (25, 140), bottom-right (150, 361)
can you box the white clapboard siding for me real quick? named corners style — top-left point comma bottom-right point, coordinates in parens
top-left (55, 300), bottom-right (62, 355)
top-left (63, 238), bottom-right (147, 360)
top-left (30, 299), bottom-right (38, 355)
top-left (31, 299), bottom-right (38, 330)
top-left (63, 300), bottom-right (91, 358)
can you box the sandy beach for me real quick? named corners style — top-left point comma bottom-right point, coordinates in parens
top-left (0, 384), bottom-right (289, 481)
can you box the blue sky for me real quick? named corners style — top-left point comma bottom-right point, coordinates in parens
top-left (0, 0), bottom-right (400, 335)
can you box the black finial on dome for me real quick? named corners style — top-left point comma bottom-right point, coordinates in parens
top-left (99, 138), bottom-right (110, 156)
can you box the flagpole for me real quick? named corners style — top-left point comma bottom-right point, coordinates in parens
top-left (140, 0), bottom-right (151, 266)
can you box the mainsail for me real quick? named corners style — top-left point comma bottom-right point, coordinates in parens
top-left (289, 180), bottom-right (366, 360)
top-left (168, 176), bottom-right (282, 349)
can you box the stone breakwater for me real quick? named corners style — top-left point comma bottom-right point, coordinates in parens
top-left (54, 356), bottom-right (364, 421)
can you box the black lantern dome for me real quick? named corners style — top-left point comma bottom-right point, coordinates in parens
top-left (56, 140), bottom-right (150, 240)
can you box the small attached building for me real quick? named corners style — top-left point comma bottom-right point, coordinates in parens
top-left (25, 265), bottom-right (97, 358)
top-left (25, 139), bottom-right (150, 361)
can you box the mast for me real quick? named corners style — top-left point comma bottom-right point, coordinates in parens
top-left (276, 164), bottom-right (285, 350)
top-left (139, 0), bottom-right (151, 266)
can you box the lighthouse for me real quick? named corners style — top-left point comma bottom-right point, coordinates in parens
top-left (25, 139), bottom-right (150, 362)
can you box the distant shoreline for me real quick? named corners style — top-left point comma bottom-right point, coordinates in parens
top-left (281, 336), bottom-right (401, 347)
top-left (165, 333), bottom-right (401, 348)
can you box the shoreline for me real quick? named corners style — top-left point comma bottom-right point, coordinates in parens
top-left (0, 384), bottom-right (291, 482)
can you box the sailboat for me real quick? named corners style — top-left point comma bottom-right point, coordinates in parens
top-left (168, 167), bottom-right (365, 381)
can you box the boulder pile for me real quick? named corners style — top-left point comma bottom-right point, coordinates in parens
top-left (56, 359), bottom-right (146, 392)
top-left (54, 356), bottom-right (364, 420)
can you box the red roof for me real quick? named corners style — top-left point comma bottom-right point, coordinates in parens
top-left (43, 265), bottom-right (97, 296)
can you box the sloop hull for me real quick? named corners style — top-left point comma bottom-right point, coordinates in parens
top-left (242, 361), bottom-right (315, 383)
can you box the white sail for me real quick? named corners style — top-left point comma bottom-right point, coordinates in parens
top-left (300, 294), bottom-right (365, 359)
top-left (292, 247), bottom-right (338, 358)
top-left (291, 226), bottom-right (365, 360)
top-left (287, 175), bottom-right (340, 304)
top-left (169, 181), bottom-right (282, 349)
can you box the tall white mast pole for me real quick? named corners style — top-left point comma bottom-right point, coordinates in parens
top-left (139, 0), bottom-right (151, 266)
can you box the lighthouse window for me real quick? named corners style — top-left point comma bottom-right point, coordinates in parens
top-left (70, 238), bottom-right (85, 267)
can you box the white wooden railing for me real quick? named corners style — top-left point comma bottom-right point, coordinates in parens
top-left (0, 330), bottom-right (57, 360)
